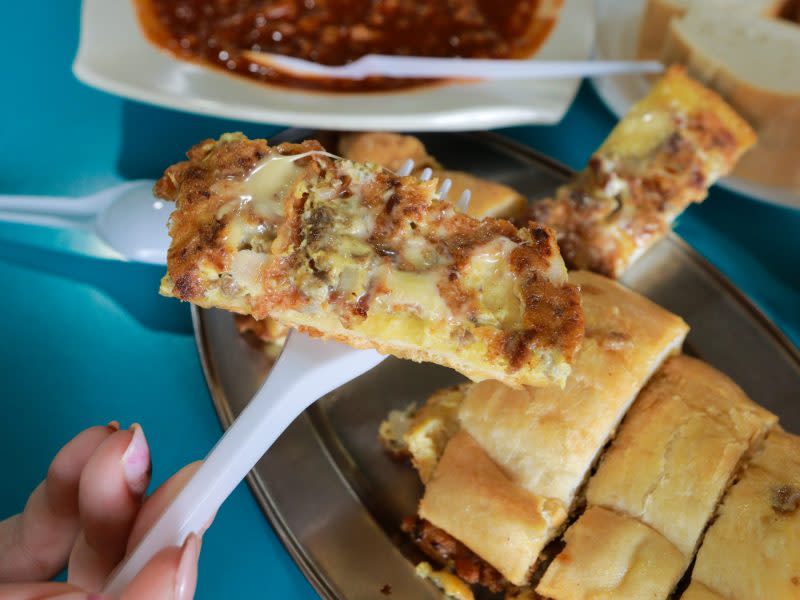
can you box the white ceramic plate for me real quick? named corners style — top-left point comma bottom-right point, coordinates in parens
top-left (592, 0), bottom-right (800, 210)
top-left (73, 0), bottom-right (593, 132)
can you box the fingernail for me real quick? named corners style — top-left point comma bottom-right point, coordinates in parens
top-left (122, 423), bottom-right (150, 495)
top-left (107, 420), bottom-right (121, 431)
top-left (175, 533), bottom-right (200, 600)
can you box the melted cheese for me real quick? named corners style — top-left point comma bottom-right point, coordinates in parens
top-left (415, 562), bottom-right (475, 600)
top-left (601, 108), bottom-right (676, 158)
top-left (374, 269), bottom-right (451, 321)
top-left (462, 238), bottom-right (523, 328)
top-left (230, 249), bottom-right (269, 296)
top-left (242, 155), bottom-right (303, 219)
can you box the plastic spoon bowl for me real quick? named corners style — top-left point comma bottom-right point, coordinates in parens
top-left (0, 180), bottom-right (168, 264)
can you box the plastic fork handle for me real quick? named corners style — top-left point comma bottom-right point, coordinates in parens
top-left (256, 53), bottom-right (664, 80)
top-left (350, 57), bottom-right (665, 80)
top-left (103, 332), bottom-right (385, 596)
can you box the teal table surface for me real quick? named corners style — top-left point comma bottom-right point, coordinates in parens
top-left (2, 2), bottom-right (798, 599)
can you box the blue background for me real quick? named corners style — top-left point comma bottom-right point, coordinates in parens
top-left (1, 2), bottom-right (797, 599)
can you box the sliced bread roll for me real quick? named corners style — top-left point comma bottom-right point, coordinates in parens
top-left (663, 8), bottom-right (800, 190)
top-left (636, 0), bottom-right (785, 60)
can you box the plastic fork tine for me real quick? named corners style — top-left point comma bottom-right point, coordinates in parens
top-left (391, 158), bottom-right (465, 206)
top-left (437, 178), bottom-right (452, 201)
top-left (456, 190), bottom-right (472, 213)
top-left (396, 159), bottom-right (415, 177)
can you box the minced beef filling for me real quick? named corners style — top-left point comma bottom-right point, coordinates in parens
top-left (402, 516), bottom-right (507, 593)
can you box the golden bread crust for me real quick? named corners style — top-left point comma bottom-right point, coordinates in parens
top-left (419, 431), bottom-right (567, 586)
top-left (688, 430), bottom-right (800, 600)
top-left (536, 506), bottom-right (686, 600)
top-left (587, 355), bottom-right (777, 556)
top-left (458, 271), bottom-right (688, 504)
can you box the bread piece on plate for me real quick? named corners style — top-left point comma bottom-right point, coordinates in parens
top-left (681, 582), bottom-right (727, 600)
top-left (530, 66), bottom-right (755, 278)
top-left (536, 506), bottom-right (686, 600)
top-left (377, 386), bottom-right (465, 477)
top-left (684, 430), bottom-right (800, 600)
top-left (158, 134), bottom-right (583, 388)
top-left (338, 132), bottom-right (441, 173)
top-left (339, 132), bottom-right (529, 220)
top-left (663, 9), bottom-right (800, 191)
top-left (636, 0), bottom-right (784, 60)
top-left (403, 386), bottom-right (465, 483)
top-left (536, 355), bottom-right (777, 599)
top-left (419, 431), bottom-right (568, 587)
top-left (587, 355), bottom-right (777, 556)
top-left (412, 271), bottom-right (688, 586)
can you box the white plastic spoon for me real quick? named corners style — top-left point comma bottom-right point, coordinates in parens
top-left (0, 181), bottom-right (168, 264)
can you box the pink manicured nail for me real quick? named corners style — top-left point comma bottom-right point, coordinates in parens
top-left (175, 533), bottom-right (200, 600)
top-left (122, 423), bottom-right (151, 495)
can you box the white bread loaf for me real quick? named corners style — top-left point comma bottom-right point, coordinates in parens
top-left (637, 0), bottom-right (785, 60)
top-left (663, 9), bottom-right (800, 191)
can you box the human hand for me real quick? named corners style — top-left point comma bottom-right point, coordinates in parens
top-left (0, 422), bottom-right (206, 599)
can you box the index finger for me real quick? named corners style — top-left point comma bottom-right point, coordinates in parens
top-left (0, 424), bottom-right (116, 583)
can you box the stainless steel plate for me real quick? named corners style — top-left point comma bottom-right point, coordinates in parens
top-left (191, 132), bottom-right (800, 600)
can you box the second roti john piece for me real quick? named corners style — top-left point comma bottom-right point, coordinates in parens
top-left (531, 66), bottom-right (756, 278)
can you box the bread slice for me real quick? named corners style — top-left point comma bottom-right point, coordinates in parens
top-left (410, 271), bottom-right (689, 585)
top-left (663, 8), bottom-right (800, 190)
top-left (684, 430), bottom-right (800, 600)
top-left (158, 134), bottom-right (583, 388)
top-left (338, 132), bottom-right (529, 220)
top-left (536, 506), bottom-right (686, 600)
top-left (530, 66), bottom-right (755, 278)
top-left (537, 355), bottom-right (777, 599)
top-left (419, 431), bottom-right (568, 587)
top-left (636, 0), bottom-right (784, 60)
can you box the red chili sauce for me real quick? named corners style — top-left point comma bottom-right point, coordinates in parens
top-left (134, 0), bottom-right (561, 93)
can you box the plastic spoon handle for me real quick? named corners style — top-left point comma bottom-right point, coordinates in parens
top-left (103, 332), bottom-right (384, 596)
top-left (246, 53), bottom-right (665, 80)
top-left (0, 194), bottom-right (104, 216)
top-left (0, 210), bottom-right (90, 231)
top-left (0, 181), bottom-right (149, 217)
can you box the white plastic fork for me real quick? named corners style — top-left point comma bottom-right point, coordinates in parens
top-left (397, 159), bottom-right (471, 212)
top-left (245, 52), bottom-right (664, 81)
top-left (103, 330), bottom-right (386, 595)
